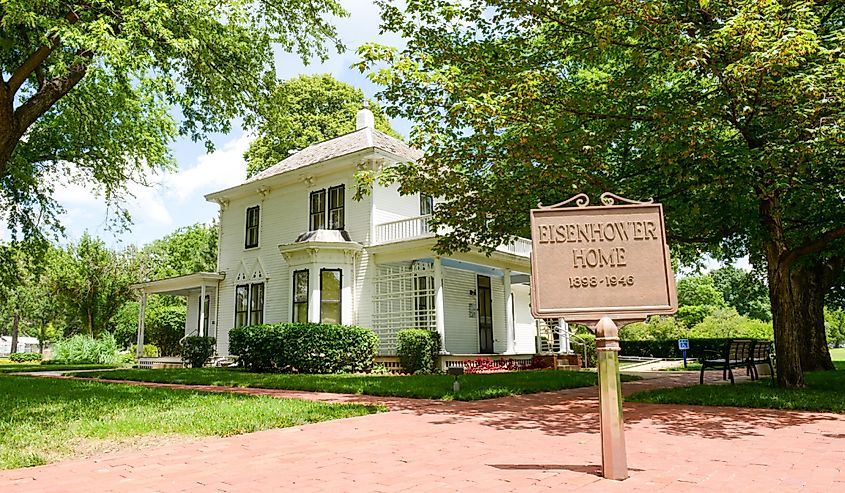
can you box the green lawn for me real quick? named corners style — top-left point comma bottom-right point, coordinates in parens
top-left (628, 361), bottom-right (845, 413)
top-left (0, 374), bottom-right (380, 470)
top-left (0, 363), bottom-right (121, 373)
top-left (831, 347), bottom-right (845, 361)
top-left (78, 368), bottom-right (641, 401)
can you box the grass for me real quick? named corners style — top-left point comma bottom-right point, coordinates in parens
top-left (830, 347), bottom-right (845, 361)
top-left (0, 374), bottom-right (380, 470)
top-left (628, 361), bottom-right (845, 413)
top-left (77, 368), bottom-right (641, 401)
top-left (0, 363), bottom-right (121, 373)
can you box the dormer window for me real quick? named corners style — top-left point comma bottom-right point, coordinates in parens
top-left (309, 185), bottom-right (345, 231)
top-left (245, 206), bottom-right (260, 248)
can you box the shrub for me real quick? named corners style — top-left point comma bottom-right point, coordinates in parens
top-left (9, 352), bottom-right (41, 363)
top-left (396, 329), bottom-right (442, 374)
top-left (572, 332), bottom-right (597, 367)
top-left (619, 316), bottom-right (687, 341)
top-left (146, 305), bottom-right (186, 356)
top-left (229, 323), bottom-right (379, 373)
top-left (51, 333), bottom-right (121, 364)
top-left (688, 313), bottom-right (773, 339)
top-left (181, 336), bottom-right (216, 368)
top-left (620, 338), bottom-right (756, 359)
top-left (129, 344), bottom-right (160, 358)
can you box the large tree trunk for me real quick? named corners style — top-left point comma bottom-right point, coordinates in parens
top-left (793, 262), bottom-right (835, 372)
top-left (767, 252), bottom-right (805, 387)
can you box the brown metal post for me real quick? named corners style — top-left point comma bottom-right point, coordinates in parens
top-left (595, 316), bottom-right (628, 480)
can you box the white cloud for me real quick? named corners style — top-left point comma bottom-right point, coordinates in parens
top-left (52, 132), bottom-right (251, 247)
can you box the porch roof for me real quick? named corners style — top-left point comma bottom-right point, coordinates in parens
top-left (131, 272), bottom-right (225, 296)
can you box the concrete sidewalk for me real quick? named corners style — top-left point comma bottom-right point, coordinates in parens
top-left (2, 372), bottom-right (843, 492)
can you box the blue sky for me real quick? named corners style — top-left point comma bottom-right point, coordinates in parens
top-left (54, 0), bottom-right (409, 248)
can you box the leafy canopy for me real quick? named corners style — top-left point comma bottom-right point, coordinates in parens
top-left (245, 74), bottom-right (399, 177)
top-left (0, 0), bottom-right (345, 240)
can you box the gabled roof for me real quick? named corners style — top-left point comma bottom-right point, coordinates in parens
top-left (246, 127), bottom-right (423, 183)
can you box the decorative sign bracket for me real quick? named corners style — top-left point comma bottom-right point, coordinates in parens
top-left (539, 192), bottom-right (653, 209)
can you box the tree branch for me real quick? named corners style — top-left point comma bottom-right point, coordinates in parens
top-left (14, 53), bottom-right (92, 130)
top-left (7, 11), bottom-right (81, 97)
top-left (787, 225), bottom-right (845, 264)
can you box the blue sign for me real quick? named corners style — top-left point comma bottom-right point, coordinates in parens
top-left (678, 339), bottom-right (690, 350)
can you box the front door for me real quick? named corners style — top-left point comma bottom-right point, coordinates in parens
top-left (477, 275), bottom-right (494, 353)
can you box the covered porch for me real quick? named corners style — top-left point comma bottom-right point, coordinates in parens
top-left (130, 272), bottom-right (225, 361)
top-left (369, 238), bottom-right (539, 358)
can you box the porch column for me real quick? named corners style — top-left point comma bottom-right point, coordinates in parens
top-left (136, 291), bottom-right (147, 359)
top-left (559, 318), bottom-right (571, 353)
top-left (433, 256), bottom-right (445, 350)
top-left (309, 266), bottom-right (321, 323)
top-left (199, 284), bottom-right (207, 337)
top-left (503, 268), bottom-right (515, 354)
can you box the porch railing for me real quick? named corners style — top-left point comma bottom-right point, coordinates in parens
top-left (374, 215), bottom-right (532, 258)
top-left (374, 215), bottom-right (435, 244)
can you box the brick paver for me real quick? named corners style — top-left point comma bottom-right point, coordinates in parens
top-left (3, 372), bottom-right (843, 492)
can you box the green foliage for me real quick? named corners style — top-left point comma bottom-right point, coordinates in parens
top-left (8, 352), bottom-right (41, 363)
top-left (48, 233), bottom-right (137, 336)
top-left (357, 0), bottom-right (845, 387)
top-left (130, 344), bottom-right (160, 358)
top-left (83, 368), bottom-right (641, 401)
top-left (675, 305), bottom-right (719, 329)
top-left (621, 338), bottom-right (737, 359)
top-left (711, 266), bottom-right (772, 321)
top-left (140, 223), bottom-right (219, 279)
top-left (571, 332), bottom-right (597, 368)
top-left (51, 333), bottom-right (121, 365)
top-left (620, 316), bottom-right (687, 341)
top-left (181, 336), bottom-right (216, 368)
top-left (229, 323), bottom-right (379, 373)
top-left (109, 301), bottom-right (140, 349)
top-left (245, 74), bottom-right (400, 177)
top-left (628, 365), bottom-right (845, 413)
top-left (396, 329), bottom-right (442, 374)
top-left (146, 305), bottom-right (186, 356)
top-left (824, 308), bottom-right (845, 347)
top-left (0, 0), bottom-right (346, 242)
top-left (677, 276), bottom-right (727, 308)
top-left (689, 313), bottom-right (774, 340)
top-left (0, 374), bottom-right (378, 469)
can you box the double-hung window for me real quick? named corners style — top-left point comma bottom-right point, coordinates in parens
top-left (245, 206), bottom-right (260, 248)
top-left (292, 270), bottom-right (309, 323)
top-left (309, 191), bottom-right (325, 230)
top-left (420, 194), bottom-right (434, 216)
top-left (309, 185), bottom-right (345, 230)
top-left (235, 283), bottom-right (264, 327)
top-left (320, 269), bottom-right (342, 324)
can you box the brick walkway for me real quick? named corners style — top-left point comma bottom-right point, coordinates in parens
top-left (2, 372), bottom-right (844, 492)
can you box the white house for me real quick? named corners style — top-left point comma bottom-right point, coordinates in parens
top-left (0, 335), bottom-right (41, 356)
top-left (133, 106), bottom-right (571, 367)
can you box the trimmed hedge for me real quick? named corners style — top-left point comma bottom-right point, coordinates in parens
top-left (620, 338), bottom-right (770, 359)
top-left (181, 336), bottom-right (216, 368)
top-left (229, 323), bottom-right (379, 373)
top-left (396, 329), bottom-right (442, 374)
top-left (9, 352), bottom-right (41, 363)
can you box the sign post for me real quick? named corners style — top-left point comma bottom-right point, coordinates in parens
top-left (678, 339), bottom-right (690, 368)
top-left (530, 192), bottom-right (678, 481)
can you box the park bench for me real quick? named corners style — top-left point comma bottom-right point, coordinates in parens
top-left (699, 339), bottom-right (774, 385)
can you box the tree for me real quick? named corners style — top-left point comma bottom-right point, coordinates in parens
top-left (711, 266), bottom-right (771, 321)
top-left (0, 0), bottom-right (345, 241)
top-left (141, 222), bottom-right (219, 279)
top-left (245, 74), bottom-right (399, 177)
top-left (826, 307), bottom-right (845, 348)
top-left (359, 0), bottom-right (845, 387)
top-left (49, 233), bottom-right (137, 336)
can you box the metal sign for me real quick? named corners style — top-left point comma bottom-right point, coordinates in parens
top-left (678, 339), bottom-right (690, 350)
top-left (529, 192), bottom-right (678, 323)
